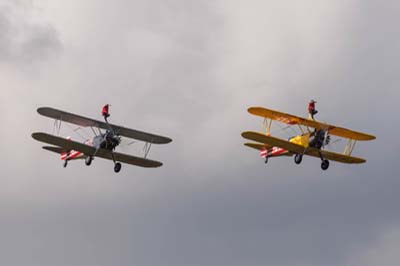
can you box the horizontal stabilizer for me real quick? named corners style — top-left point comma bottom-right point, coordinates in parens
top-left (244, 143), bottom-right (292, 157)
top-left (42, 146), bottom-right (85, 160)
top-left (244, 142), bottom-right (272, 151)
top-left (42, 146), bottom-right (66, 154)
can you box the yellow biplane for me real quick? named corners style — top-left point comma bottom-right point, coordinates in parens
top-left (241, 107), bottom-right (376, 170)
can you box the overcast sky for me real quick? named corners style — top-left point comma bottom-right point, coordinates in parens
top-left (0, 0), bottom-right (399, 265)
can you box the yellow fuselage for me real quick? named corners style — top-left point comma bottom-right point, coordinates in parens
top-left (289, 133), bottom-right (310, 148)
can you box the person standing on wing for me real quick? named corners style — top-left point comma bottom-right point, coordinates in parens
top-left (308, 100), bottom-right (318, 120)
top-left (102, 104), bottom-right (110, 120)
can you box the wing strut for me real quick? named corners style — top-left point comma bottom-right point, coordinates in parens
top-left (90, 126), bottom-right (99, 137)
top-left (344, 139), bottom-right (357, 156)
top-left (53, 117), bottom-right (62, 135)
top-left (143, 142), bottom-right (153, 158)
top-left (297, 125), bottom-right (305, 135)
top-left (263, 118), bottom-right (273, 135)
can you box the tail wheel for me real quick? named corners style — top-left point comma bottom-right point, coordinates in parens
top-left (294, 154), bottom-right (303, 164)
top-left (265, 156), bottom-right (268, 164)
top-left (85, 156), bottom-right (93, 166)
top-left (114, 162), bottom-right (122, 173)
top-left (63, 160), bottom-right (68, 168)
top-left (321, 160), bottom-right (330, 170)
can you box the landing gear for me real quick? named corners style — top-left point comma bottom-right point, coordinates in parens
top-left (264, 156), bottom-right (268, 164)
top-left (114, 162), bottom-right (122, 173)
top-left (63, 160), bottom-right (68, 168)
top-left (321, 160), bottom-right (329, 171)
top-left (316, 150), bottom-right (330, 171)
top-left (294, 154), bottom-right (303, 164)
top-left (85, 156), bottom-right (93, 166)
top-left (110, 151), bottom-right (121, 173)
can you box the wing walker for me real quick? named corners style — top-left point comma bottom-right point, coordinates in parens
top-left (242, 106), bottom-right (375, 171)
top-left (32, 105), bottom-right (172, 173)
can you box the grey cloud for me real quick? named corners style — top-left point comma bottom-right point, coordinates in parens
top-left (0, 1), bottom-right (61, 65)
top-left (345, 227), bottom-right (400, 266)
top-left (1, 0), bottom-right (399, 265)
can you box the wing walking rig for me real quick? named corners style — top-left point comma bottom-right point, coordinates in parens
top-left (241, 107), bottom-right (376, 171)
top-left (32, 105), bottom-right (172, 173)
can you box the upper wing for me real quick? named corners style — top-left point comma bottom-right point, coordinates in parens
top-left (242, 131), bottom-right (365, 164)
top-left (37, 107), bottom-right (172, 144)
top-left (33, 132), bottom-right (162, 168)
top-left (248, 107), bottom-right (376, 141)
top-left (326, 127), bottom-right (375, 141)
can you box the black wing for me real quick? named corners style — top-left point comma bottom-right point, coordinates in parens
top-left (37, 107), bottom-right (172, 144)
top-left (33, 133), bottom-right (163, 168)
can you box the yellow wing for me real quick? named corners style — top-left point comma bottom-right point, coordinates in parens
top-left (242, 131), bottom-right (366, 164)
top-left (317, 150), bottom-right (365, 164)
top-left (248, 107), bottom-right (376, 141)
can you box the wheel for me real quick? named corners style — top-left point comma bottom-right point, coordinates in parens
top-left (114, 162), bottom-right (122, 173)
top-left (294, 154), bottom-right (303, 164)
top-left (85, 156), bottom-right (93, 166)
top-left (63, 160), bottom-right (68, 168)
top-left (265, 156), bottom-right (268, 164)
top-left (321, 160), bottom-right (329, 170)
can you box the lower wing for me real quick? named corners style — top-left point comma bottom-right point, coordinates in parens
top-left (306, 149), bottom-right (366, 164)
top-left (33, 132), bottom-right (162, 168)
top-left (242, 131), bottom-right (366, 164)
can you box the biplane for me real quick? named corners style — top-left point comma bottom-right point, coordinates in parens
top-left (32, 105), bottom-right (172, 173)
top-left (241, 107), bottom-right (375, 170)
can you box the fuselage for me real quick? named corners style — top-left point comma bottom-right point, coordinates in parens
top-left (260, 130), bottom-right (327, 159)
top-left (92, 130), bottom-right (121, 150)
top-left (61, 130), bottom-right (121, 161)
